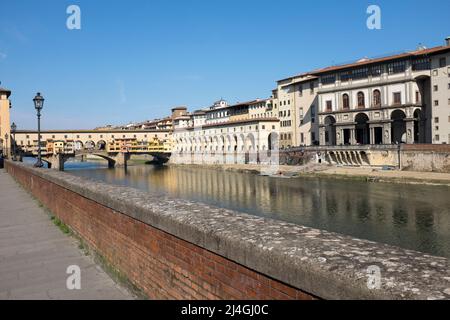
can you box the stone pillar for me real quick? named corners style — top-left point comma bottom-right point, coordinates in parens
top-left (114, 152), bottom-right (130, 167)
top-left (350, 129), bottom-right (356, 145)
top-left (336, 128), bottom-right (343, 146)
top-left (319, 127), bottom-right (326, 146)
top-left (108, 159), bottom-right (115, 169)
top-left (405, 120), bottom-right (415, 144)
top-left (369, 127), bottom-right (375, 145)
top-left (383, 123), bottom-right (391, 144)
top-left (50, 154), bottom-right (65, 171)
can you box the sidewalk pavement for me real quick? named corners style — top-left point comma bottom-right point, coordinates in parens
top-left (0, 169), bottom-right (134, 300)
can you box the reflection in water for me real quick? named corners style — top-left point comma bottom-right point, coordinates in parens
top-left (64, 162), bottom-right (450, 258)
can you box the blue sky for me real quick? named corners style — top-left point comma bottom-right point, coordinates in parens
top-left (1, 0), bottom-right (449, 129)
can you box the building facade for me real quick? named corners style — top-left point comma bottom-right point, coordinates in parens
top-left (172, 99), bottom-right (280, 165)
top-left (275, 75), bottom-right (319, 147)
top-left (313, 39), bottom-right (450, 146)
top-left (0, 87), bottom-right (11, 156)
top-left (14, 129), bottom-right (171, 153)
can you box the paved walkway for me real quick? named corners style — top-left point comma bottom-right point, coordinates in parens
top-left (0, 169), bottom-right (134, 300)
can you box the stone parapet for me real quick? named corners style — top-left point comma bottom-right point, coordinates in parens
top-left (5, 160), bottom-right (450, 300)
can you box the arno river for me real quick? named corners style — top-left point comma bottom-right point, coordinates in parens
top-left (54, 160), bottom-right (450, 258)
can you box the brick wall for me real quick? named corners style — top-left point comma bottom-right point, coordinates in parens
top-left (5, 162), bottom-right (315, 300)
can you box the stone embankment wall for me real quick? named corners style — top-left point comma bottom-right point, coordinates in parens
top-left (5, 161), bottom-right (450, 300)
top-left (279, 145), bottom-right (450, 173)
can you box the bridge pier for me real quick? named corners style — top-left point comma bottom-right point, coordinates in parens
top-left (113, 152), bottom-right (130, 168)
top-left (108, 159), bottom-right (115, 169)
top-left (48, 153), bottom-right (68, 171)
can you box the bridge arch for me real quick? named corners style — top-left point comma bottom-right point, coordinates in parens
top-left (238, 134), bottom-right (245, 151)
top-left (245, 133), bottom-right (255, 151)
top-left (85, 140), bottom-right (95, 150)
top-left (97, 140), bottom-right (107, 150)
top-left (74, 141), bottom-right (84, 151)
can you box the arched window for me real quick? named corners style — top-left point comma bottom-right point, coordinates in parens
top-left (373, 90), bottom-right (381, 107)
top-left (342, 94), bottom-right (350, 110)
top-left (357, 92), bottom-right (365, 108)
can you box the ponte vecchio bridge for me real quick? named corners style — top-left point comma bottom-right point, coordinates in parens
top-left (13, 129), bottom-right (172, 170)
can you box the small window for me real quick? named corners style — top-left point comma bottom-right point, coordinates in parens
top-left (373, 90), bottom-right (381, 107)
top-left (393, 92), bottom-right (402, 105)
top-left (342, 94), bottom-right (350, 109)
top-left (370, 65), bottom-right (382, 76)
top-left (435, 135), bottom-right (440, 141)
top-left (388, 61), bottom-right (406, 74)
top-left (352, 68), bottom-right (368, 80)
top-left (326, 100), bottom-right (332, 112)
top-left (340, 72), bottom-right (351, 82)
top-left (434, 85), bottom-right (438, 91)
top-left (321, 74), bottom-right (336, 85)
top-left (439, 57), bottom-right (446, 68)
top-left (357, 92), bottom-right (365, 108)
top-left (435, 117), bottom-right (439, 123)
top-left (434, 100), bottom-right (439, 106)
top-left (412, 58), bottom-right (430, 71)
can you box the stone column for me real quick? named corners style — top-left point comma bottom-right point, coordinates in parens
top-left (383, 122), bottom-right (391, 144)
top-left (319, 127), bottom-right (326, 146)
top-left (369, 127), bottom-right (375, 145)
top-left (114, 152), bottom-right (130, 168)
top-left (350, 128), bottom-right (356, 145)
top-left (50, 154), bottom-right (65, 171)
top-left (405, 120), bottom-right (415, 144)
top-left (336, 128), bottom-right (343, 146)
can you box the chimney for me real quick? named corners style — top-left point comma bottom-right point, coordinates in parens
top-left (446, 36), bottom-right (450, 47)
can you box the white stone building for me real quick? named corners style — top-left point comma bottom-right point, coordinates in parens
top-left (172, 100), bottom-right (280, 165)
top-left (314, 40), bottom-right (450, 146)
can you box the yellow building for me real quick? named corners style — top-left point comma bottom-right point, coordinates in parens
top-left (0, 87), bottom-right (11, 157)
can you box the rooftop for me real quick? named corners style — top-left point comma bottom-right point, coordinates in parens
top-left (278, 42), bottom-right (450, 82)
top-left (0, 87), bottom-right (11, 98)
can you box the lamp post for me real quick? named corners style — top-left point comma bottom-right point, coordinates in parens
top-left (33, 92), bottom-right (44, 168)
top-left (11, 122), bottom-right (17, 161)
top-left (4, 134), bottom-right (8, 159)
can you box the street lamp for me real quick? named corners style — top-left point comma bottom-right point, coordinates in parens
top-left (33, 92), bottom-right (44, 168)
top-left (4, 134), bottom-right (8, 159)
top-left (11, 122), bottom-right (17, 161)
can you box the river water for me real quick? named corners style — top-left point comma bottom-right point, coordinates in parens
top-left (54, 159), bottom-right (450, 258)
